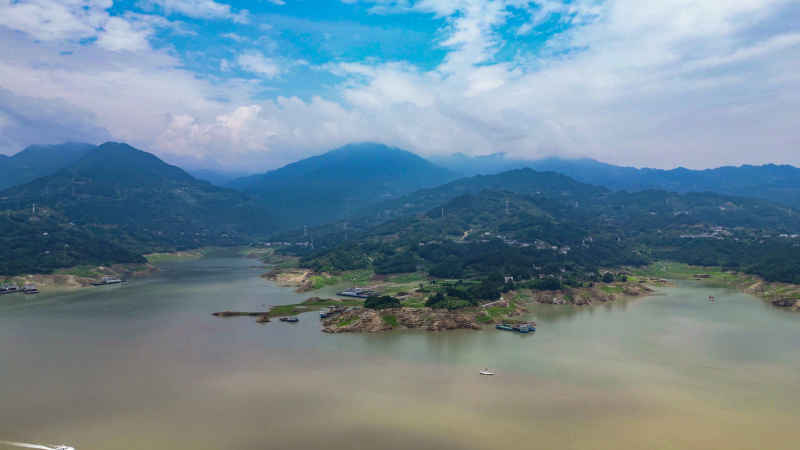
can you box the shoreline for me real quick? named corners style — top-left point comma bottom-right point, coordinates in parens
top-left (0, 262), bottom-right (157, 293)
top-left (1, 246), bottom-right (268, 294)
top-left (633, 262), bottom-right (800, 311)
top-left (253, 260), bottom-right (664, 332)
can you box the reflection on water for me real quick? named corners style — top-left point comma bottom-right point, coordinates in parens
top-left (1, 257), bottom-right (799, 450)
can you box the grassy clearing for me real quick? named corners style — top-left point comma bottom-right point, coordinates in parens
top-left (381, 314), bottom-right (399, 327)
top-left (401, 297), bottom-right (426, 308)
top-left (476, 313), bottom-right (493, 324)
top-left (600, 285), bottom-right (625, 294)
top-left (309, 269), bottom-right (375, 290)
top-left (388, 272), bottom-right (426, 283)
top-left (264, 297), bottom-right (363, 318)
top-left (55, 265), bottom-right (103, 278)
top-left (145, 249), bottom-right (207, 263)
top-left (338, 316), bottom-right (359, 327)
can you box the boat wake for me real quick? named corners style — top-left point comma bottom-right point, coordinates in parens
top-left (0, 441), bottom-right (74, 450)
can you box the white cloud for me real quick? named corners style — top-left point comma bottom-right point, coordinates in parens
top-left (0, 1), bottom-right (183, 53)
top-left (236, 51), bottom-right (282, 78)
top-left (2, 0), bottom-right (800, 170)
top-left (140, 0), bottom-right (250, 23)
top-left (96, 17), bottom-right (152, 52)
top-left (0, 0), bottom-right (112, 42)
top-left (0, 87), bottom-right (111, 153)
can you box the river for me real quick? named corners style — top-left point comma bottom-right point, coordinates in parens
top-left (1, 256), bottom-right (799, 450)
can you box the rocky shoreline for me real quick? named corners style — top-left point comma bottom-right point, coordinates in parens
top-left (322, 307), bottom-right (483, 333)
top-left (1, 263), bottom-right (156, 293)
top-left (528, 282), bottom-right (658, 306)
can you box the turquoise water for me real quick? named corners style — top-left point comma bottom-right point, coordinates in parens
top-left (1, 257), bottom-right (798, 450)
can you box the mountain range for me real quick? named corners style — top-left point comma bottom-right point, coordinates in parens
top-left (0, 142), bottom-right (274, 274)
top-left (2, 140), bottom-right (800, 278)
top-left (431, 153), bottom-right (800, 208)
top-left (226, 143), bottom-right (458, 228)
top-left (0, 142), bottom-right (95, 190)
top-left (291, 170), bottom-right (800, 283)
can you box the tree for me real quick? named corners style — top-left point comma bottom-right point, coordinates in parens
top-left (364, 295), bottom-right (402, 309)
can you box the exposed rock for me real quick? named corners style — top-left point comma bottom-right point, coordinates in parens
top-left (322, 307), bottom-right (481, 333)
top-left (772, 298), bottom-right (800, 309)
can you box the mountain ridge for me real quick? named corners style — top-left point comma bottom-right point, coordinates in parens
top-left (228, 142), bottom-right (458, 229)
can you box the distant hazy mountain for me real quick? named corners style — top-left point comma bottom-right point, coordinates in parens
top-left (0, 142), bottom-right (274, 255)
top-left (228, 143), bottom-right (457, 228)
top-left (0, 142), bottom-right (95, 190)
top-left (189, 169), bottom-right (250, 187)
top-left (432, 153), bottom-right (800, 207)
top-left (428, 152), bottom-right (533, 176)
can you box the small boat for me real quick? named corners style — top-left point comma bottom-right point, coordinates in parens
top-left (91, 276), bottom-right (125, 286)
top-left (496, 324), bottom-right (514, 331)
top-left (279, 316), bottom-right (299, 323)
top-left (23, 284), bottom-right (39, 294)
top-left (1, 284), bottom-right (20, 294)
top-left (479, 369), bottom-right (496, 376)
top-left (336, 287), bottom-right (377, 298)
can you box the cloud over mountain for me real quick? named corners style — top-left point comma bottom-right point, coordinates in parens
top-left (1, 0), bottom-right (799, 170)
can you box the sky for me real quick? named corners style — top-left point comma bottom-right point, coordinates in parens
top-left (0, 0), bottom-right (799, 172)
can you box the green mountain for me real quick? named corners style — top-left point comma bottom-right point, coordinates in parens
top-left (284, 169), bottom-right (800, 283)
top-left (0, 142), bottom-right (274, 266)
top-left (432, 154), bottom-right (800, 208)
top-left (0, 210), bottom-right (145, 276)
top-left (0, 142), bottom-right (95, 190)
top-left (228, 143), bottom-right (457, 229)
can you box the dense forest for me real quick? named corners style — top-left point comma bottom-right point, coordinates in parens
top-left (279, 173), bottom-right (800, 285)
top-left (2, 142), bottom-right (798, 284)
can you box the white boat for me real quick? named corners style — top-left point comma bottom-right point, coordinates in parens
top-left (479, 369), bottom-right (495, 376)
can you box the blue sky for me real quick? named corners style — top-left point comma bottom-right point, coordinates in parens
top-left (1, 0), bottom-right (799, 172)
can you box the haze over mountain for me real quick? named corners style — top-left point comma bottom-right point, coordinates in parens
top-left (228, 143), bottom-right (457, 229)
top-left (0, 142), bottom-right (95, 190)
top-left (0, 142), bottom-right (274, 258)
top-left (433, 153), bottom-right (800, 208)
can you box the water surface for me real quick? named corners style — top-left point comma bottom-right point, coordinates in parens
top-left (1, 257), bottom-right (798, 449)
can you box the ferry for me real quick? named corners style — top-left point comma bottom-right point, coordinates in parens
top-left (1, 284), bottom-right (20, 295)
top-left (22, 284), bottom-right (39, 294)
top-left (91, 276), bottom-right (125, 286)
top-left (336, 287), bottom-right (376, 299)
top-left (496, 322), bottom-right (536, 333)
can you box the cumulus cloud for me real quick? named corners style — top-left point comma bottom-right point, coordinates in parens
top-left (236, 51), bottom-right (283, 78)
top-left (139, 0), bottom-right (249, 23)
top-left (0, 87), bottom-right (111, 153)
top-left (1, 0), bottom-right (799, 170)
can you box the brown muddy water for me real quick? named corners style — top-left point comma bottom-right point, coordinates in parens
top-left (1, 256), bottom-right (799, 450)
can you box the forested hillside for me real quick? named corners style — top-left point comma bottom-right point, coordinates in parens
top-left (278, 169), bottom-right (800, 284)
top-left (0, 142), bottom-right (275, 274)
top-left (0, 142), bottom-right (95, 190)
